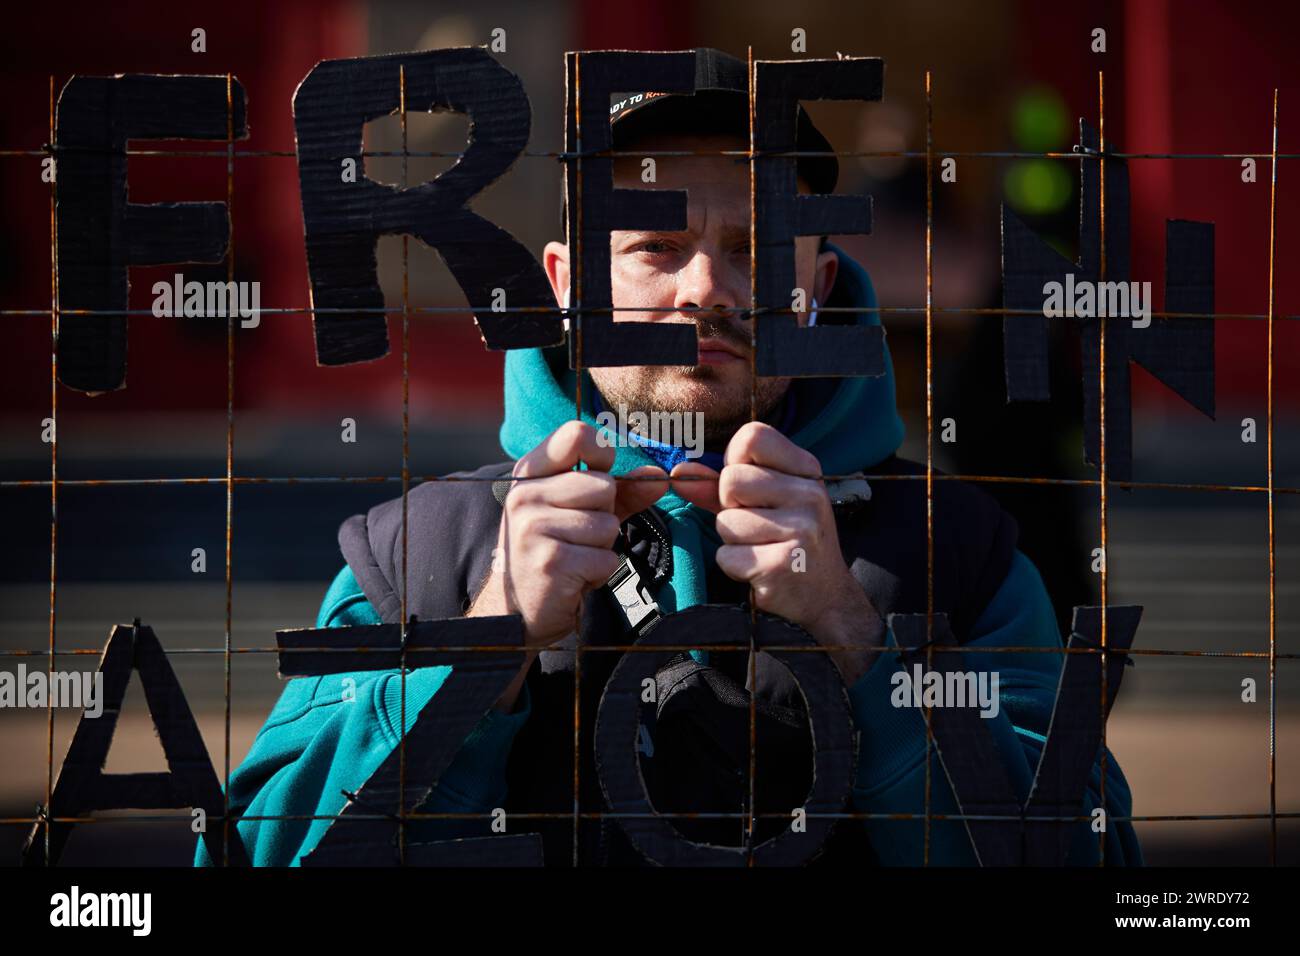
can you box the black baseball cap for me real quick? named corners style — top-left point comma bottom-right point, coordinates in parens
top-left (607, 47), bottom-right (839, 195)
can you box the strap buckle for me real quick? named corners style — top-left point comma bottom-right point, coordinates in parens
top-left (606, 554), bottom-right (661, 639)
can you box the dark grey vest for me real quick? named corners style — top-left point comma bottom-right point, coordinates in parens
top-left (338, 455), bottom-right (1018, 865)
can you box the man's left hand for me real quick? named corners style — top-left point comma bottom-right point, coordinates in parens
top-left (671, 422), bottom-right (885, 686)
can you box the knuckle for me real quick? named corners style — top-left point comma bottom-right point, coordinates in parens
top-left (731, 422), bottom-right (762, 456)
top-left (718, 465), bottom-right (757, 506)
top-left (594, 511), bottom-right (621, 541)
top-left (514, 509), bottom-right (543, 541)
top-left (558, 470), bottom-right (596, 501)
top-left (534, 539), bottom-right (565, 577)
top-left (800, 450), bottom-right (823, 478)
top-left (568, 420), bottom-right (599, 455)
top-left (714, 509), bottom-right (743, 540)
top-left (596, 549), bottom-right (622, 579)
top-left (797, 479), bottom-right (827, 507)
top-left (589, 471), bottom-right (617, 506)
top-left (506, 479), bottom-right (535, 510)
top-left (541, 421), bottom-right (589, 468)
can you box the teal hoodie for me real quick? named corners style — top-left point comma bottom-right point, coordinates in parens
top-left (197, 250), bottom-right (1141, 867)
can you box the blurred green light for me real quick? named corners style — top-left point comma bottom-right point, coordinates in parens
top-left (1004, 159), bottom-right (1072, 215)
top-left (1012, 86), bottom-right (1069, 151)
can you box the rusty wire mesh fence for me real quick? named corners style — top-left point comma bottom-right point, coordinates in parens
top-left (1, 50), bottom-right (1296, 867)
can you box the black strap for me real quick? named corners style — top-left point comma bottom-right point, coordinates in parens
top-left (603, 508), bottom-right (671, 639)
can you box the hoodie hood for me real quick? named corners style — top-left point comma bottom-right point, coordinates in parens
top-left (501, 246), bottom-right (904, 472)
top-left (499, 245), bottom-right (905, 613)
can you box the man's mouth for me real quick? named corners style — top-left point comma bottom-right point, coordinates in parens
top-left (696, 336), bottom-right (747, 366)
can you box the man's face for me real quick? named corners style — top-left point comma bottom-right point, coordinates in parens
top-left (543, 131), bottom-right (838, 450)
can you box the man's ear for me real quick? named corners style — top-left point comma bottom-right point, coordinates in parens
top-left (543, 240), bottom-right (570, 308)
top-left (813, 245), bottom-right (838, 305)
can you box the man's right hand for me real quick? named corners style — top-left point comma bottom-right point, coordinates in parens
top-left (468, 420), bottom-right (668, 651)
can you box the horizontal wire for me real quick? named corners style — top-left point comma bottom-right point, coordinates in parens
top-left (4, 473), bottom-right (1298, 496)
top-left (5, 305), bottom-right (1296, 322)
top-left (1, 645), bottom-right (1296, 659)
top-left (2, 810), bottom-right (1296, 826)
top-left (4, 146), bottom-right (1299, 161)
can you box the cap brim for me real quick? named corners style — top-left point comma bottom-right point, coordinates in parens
top-left (610, 89), bottom-right (839, 194)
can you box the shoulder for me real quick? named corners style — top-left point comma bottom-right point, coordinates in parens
top-left (337, 460), bottom-right (515, 623)
top-left (854, 455), bottom-right (1020, 640)
top-left (866, 455), bottom-right (1017, 552)
top-left (343, 460), bottom-right (513, 556)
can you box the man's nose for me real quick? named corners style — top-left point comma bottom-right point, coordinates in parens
top-left (673, 251), bottom-right (746, 320)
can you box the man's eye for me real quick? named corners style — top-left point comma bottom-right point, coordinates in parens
top-left (638, 240), bottom-right (673, 254)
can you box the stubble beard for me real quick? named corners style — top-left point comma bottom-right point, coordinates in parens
top-left (589, 363), bottom-right (791, 453)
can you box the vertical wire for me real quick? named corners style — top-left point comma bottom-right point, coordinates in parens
top-left (571, 51), bottom-right (584, 867)
top-left (222, 71), bottom-right (235, 866)
top-left (45, 74), bottom-right (58, 867)
top-left (398, 63), bottom-right (410, 866)
top-left (923, 69), bottom-right (934, 866)
top-left (746, 45), bottom-right (759, 865)
top-left (1096, 69), bottom-right (1109, 866)
top-left (24, 43), bottom-right (1272, 873)
top-left (1265, 88), bottom-right (1279, 865)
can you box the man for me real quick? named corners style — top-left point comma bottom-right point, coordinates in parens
top-left (197, 49), bottom-right (1141, 867)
